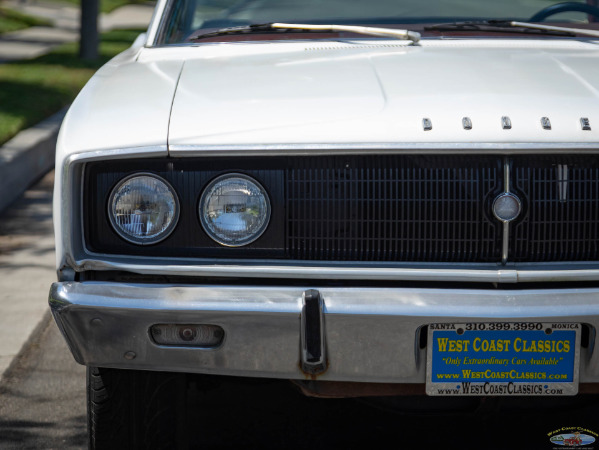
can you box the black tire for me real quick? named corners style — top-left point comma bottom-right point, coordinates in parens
top-left (87, 367), bottom-right (187, 449)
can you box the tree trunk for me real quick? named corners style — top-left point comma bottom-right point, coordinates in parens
top-left (80, 0), bottom-right (99, 60)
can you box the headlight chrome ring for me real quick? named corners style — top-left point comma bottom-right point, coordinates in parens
top-left (199, 173), bottom-right (271, 247)
top-left (108, 173), bottom-right (179, 245)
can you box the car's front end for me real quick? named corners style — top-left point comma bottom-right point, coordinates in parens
top-left (49, 0), bottom-right (599, 445)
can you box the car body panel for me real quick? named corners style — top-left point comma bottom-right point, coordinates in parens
top-left (166, 39), bottom-right (599, 147)
top-left (55, 49), bottom-right (182, 160)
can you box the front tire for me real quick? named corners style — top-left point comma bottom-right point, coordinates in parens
top-left (87, 367), bottom-right (187, 449)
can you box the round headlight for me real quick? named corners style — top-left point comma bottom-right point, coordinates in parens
top-left (199, 174), bottom-right (270, 247)
top-left (109, 174), bottom-right (179, 245)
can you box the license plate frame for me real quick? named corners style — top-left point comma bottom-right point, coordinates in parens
top-left (426, 322), bottom-right (581, 396)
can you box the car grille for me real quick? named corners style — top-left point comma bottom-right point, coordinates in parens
top-left (86, 154), bottom-right (599, 264)
top-left (511, 156), bottom-right (599, 262)
top-left (286, 155), bottom-right (599, 263)
top-left (287, 155), bottom-right (503, 262)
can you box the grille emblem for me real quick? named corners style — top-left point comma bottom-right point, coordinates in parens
top-left (493, 193), bottom-right (521, 222)
top-left (501, 116), bottom-right (512, 130)
top-left (541, 117), bottom-right (552, 130)
top-left (462, 117), bottom-right (472, 130)
top-left (422, 118), bottom-right (432, 131)
top-left (557, 164), bottom-right (568, 202)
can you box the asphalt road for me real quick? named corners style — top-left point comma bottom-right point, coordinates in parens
top-left (0, 314), bottom-right (86, 449)
top-left (0, 173), bottom-right (597, 449)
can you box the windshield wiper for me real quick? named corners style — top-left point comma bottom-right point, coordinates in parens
top-left (426, 20), bottom-right (599, 38)
top-left (191, 22), bottom-right (420, 43)
top-left (510, 21), bottom-right (599, 38)
top-left (426, 20), bottom-right (574, 36)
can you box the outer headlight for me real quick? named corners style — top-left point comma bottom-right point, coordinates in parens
top-left (199, 174), bottom-right (270, 247)
top-left (108, 174), bottom-right (179, 245)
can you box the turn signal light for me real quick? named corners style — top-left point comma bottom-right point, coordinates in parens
top-left (150, 324), bottom-right (224, 348)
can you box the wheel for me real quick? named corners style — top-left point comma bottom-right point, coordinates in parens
top-left (529, 2), bottom-right (599, 22)
top-left (87, 367), bottom-right (187, 449)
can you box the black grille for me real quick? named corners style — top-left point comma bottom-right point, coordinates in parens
top-left (286, 156), bottom-right (503, 262)
top-left (512, 156), bottom-right (599, 262)
top-left (86, 154), bottom-right (599, 264)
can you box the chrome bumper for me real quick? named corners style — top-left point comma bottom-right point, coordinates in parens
top-left (49, 281), bottom-right (599, 383)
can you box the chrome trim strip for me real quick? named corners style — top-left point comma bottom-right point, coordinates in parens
top-left (77, 259), bottom-right (521, 282)
top-left (502, 158), bottom-right (510, 264)
top-left (64, 146), bottom-right (168, 165)
top-left (504, 158), bottom-right (511, 194)
top-left (501, 223), bottom-right (510, 265)
top-left (168, 142), bottom-right (599, 157)
top-left (145, 0), bottom-right (169, 47)
top-left (70, 258), bottom-right (599, 282)
top-left (49, 282), bottom-right (599, 381)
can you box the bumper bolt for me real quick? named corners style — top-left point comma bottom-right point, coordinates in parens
top-left (124, 351), bottom-right (136, 360)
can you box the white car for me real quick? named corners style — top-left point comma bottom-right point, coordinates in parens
top-left (50, 0), bottom-right (599, 446)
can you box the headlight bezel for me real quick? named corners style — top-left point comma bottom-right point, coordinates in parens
top-left (107, 172), bottom-right (180, 246)
top-left (84, 158), bottom-right (285, 258)
top-left (198, 173), bottom-right (271, 247)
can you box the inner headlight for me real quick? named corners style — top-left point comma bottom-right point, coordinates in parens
top-left (108, 174), bottom-right (179, 245)
top-left (199, 174), bottom-right (270, 247)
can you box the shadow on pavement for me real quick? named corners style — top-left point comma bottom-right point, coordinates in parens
top-left (0, 170), bottom-right (53, 256)
top-left (0, 315), bottom-right (86, 449)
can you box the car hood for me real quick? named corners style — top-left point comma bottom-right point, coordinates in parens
top-left (167, 39), bottom-right (599, 148)
top-left (56, 47), bottom-right (183, 158)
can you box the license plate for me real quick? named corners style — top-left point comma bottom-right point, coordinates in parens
top-left (426, 322), bottom-right (580, 396)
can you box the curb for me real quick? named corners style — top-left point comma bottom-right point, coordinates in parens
top-left (0, 108), bottom-right (65, 214)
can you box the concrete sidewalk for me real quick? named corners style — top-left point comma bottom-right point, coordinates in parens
top-left (0, 172), bottom-right (55, 379)
top-left (0, 1), bottom-right (155, 382)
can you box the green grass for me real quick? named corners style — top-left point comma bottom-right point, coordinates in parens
top-left (0, 29), bottom-right (142, 145)
top-left (0, 7), bottom-right (50, 34)
top-left (59, 0), bottom-right (149, 13)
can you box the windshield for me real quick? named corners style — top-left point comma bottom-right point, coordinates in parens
top-left (158, 0), bottom-right (599, 44)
